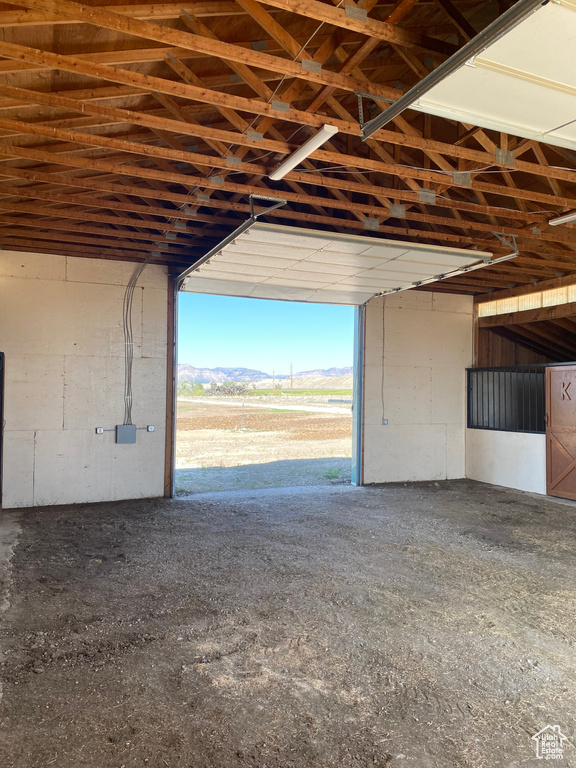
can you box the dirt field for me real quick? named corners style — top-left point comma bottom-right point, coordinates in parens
top-left (1, 480), bottom-right (575, 768)
top-left (176, 400), bottom-right (353, 493)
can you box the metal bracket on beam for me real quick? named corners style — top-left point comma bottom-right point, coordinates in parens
top-left (271, 100), bottom-right (290, 112)
top-left (355, 90), bottom-right (395, 128)
top-left (492, 231), bottom-right (519, 258)
top-left (418, 188), bottom-right (436, 204)
top-left (363, 216), bottom-right (379, 231)
top-left (249, 194), bottom-right (287, 219)
top-left (453, 171), bottom-right (472, 187)
top-left (495, 147), bottom-right (515, 166)
top-left (389, 203), bottom-right (406, 218)
top-left (345, 5), bottom-right (367, 21)
top-left (301, 59), bottom-right (322, 74)
top-left (246, 130), bottom-right (264, 142)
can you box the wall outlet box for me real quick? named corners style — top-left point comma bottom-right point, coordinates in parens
top-left (147, 425), bottom-right (155, 432)
top-left (116, 424), bottom-right (137, 444)
top-left (382, 418), bottom-right (388, 425)
top-left (95, 427), bottom-right (104, 435)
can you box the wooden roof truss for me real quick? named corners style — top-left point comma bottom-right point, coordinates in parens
top-left (0, 0), bottom-right (575, 294)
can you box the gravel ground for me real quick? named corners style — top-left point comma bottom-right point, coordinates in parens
top-left (176, 401), bottom-right (352, 494)
top-left (1, 480), bottom-right (575, 768)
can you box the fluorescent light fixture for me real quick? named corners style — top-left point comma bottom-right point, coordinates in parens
top-left (549, 211), bottom-right (576, 226)
top-left (269, 125), bottom-right (338, 180)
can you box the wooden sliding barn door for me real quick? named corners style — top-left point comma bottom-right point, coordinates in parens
top-left (546, 365), bottom-right (576, 499)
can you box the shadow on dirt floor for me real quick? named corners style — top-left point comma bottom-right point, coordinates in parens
top-left (175, 456), bottom-right (352, 494)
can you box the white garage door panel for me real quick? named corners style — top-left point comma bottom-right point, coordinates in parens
top-left (412, 0), bottom-right (576, 150)
top-left (181, 223), bottom-right (492, 305)
top-left (288, 260), bottom-right (358, 276)
top-left (205, 262), bottom-right (278, 278)
top-left (252, 285), bottom-right (317, 301)
top-left (218, 253), bottom-right (300, 269)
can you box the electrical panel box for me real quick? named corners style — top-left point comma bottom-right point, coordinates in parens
top-left (116, 424), bottom-right (137, 444)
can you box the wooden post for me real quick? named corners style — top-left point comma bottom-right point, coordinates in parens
top-left (164, 276), bottom-right (177, 498)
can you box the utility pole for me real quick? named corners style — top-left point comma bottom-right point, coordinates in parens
top-left (290, 363), bottom-right (293, 396)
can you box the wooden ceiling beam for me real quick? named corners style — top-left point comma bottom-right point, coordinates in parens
top-left (548, 317), bottom-right (576, 334)
top-left (2, 128), bottom-right (574, 239)
top-left (509, 324), bottom-right (576, 359)
top-left (222, 0), bottom-right (392, 217)
top-left (248, 0), bottom-right (456, 55)
top-left (0, 2), bottom-right (247, 27)
top-left (0, 237), bottom-right (190, 265)
top-left (0, 200), bottom-right (207, 235)
top-left (0, 142), bottom-right (570, 253)
top-left (475, 273), bottom-right (576, 304)
top-left (2, 149), bottom-right (576, 258)
top-left (0, 0), bottom-right (470, 28)
top-left (432, 0), bottom-right (476, 40)
top-left (0, 40), bottom-right (368, 131)
top-left (0, 175), bottom-right (515, 254)
top-left (479, 302), bottom-right (576, 328)
top-left (514, 320), bottom-right (576, 353)
top-left (1, 160), bottom-right (573, 263)
top-left (6, 0), bottom-right (399, 99)
top-left (178, 10), bottom-right (273, 101)
top-left (0, 61), bottom-right (574, 193)
top-left (490, 326), bottom-right (572, 360)
top-left (0, 34), bottom-right (359, 76)
top-left (0, 226), bottom-right (192, 255)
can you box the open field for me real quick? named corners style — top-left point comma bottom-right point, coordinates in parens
top-left (254, 374), bottom-right (353, 390)
top-left (176, 400), bottom-right (353, 494)
top-left (245, 388), bottom-right (353, 397)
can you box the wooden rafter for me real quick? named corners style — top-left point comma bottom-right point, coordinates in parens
top-left (0, 0), bottom-right (572, 293)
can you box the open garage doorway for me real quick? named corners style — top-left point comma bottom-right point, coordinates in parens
top-left (175, 294), bottom-right (359, 495)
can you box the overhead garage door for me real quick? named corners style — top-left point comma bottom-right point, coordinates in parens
top-left (408, 0), bottom-right (576, 151)
top-left (179, 222), bottom-right (492, 305)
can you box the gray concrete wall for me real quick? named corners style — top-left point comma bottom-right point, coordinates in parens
top-left (362, 291), bottom-right (473, 484)
top-left (0, 251), bottom-right (168, 508)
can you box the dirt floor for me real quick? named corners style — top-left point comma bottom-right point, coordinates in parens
top-left (176, 401), bottom-right (353, 493)
top-left (1, 480), bottom-right (575, 768)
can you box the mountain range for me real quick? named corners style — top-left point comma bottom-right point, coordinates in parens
top-left (178, 365), bottom-right (353, 383)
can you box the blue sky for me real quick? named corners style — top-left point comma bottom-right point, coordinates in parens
top-left (178, 293), bottom-right (354, 375)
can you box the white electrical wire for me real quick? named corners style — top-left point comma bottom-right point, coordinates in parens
top-left (122, 258), bottom-right (151, 425)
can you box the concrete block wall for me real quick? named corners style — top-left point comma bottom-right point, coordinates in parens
top-left (362, 291), bottom-right (473, 484)
top-left (0, 251), bottom-right (169, 508)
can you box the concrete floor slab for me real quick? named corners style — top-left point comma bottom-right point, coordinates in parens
top-left (0, 480), bottom-right (575, 767)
